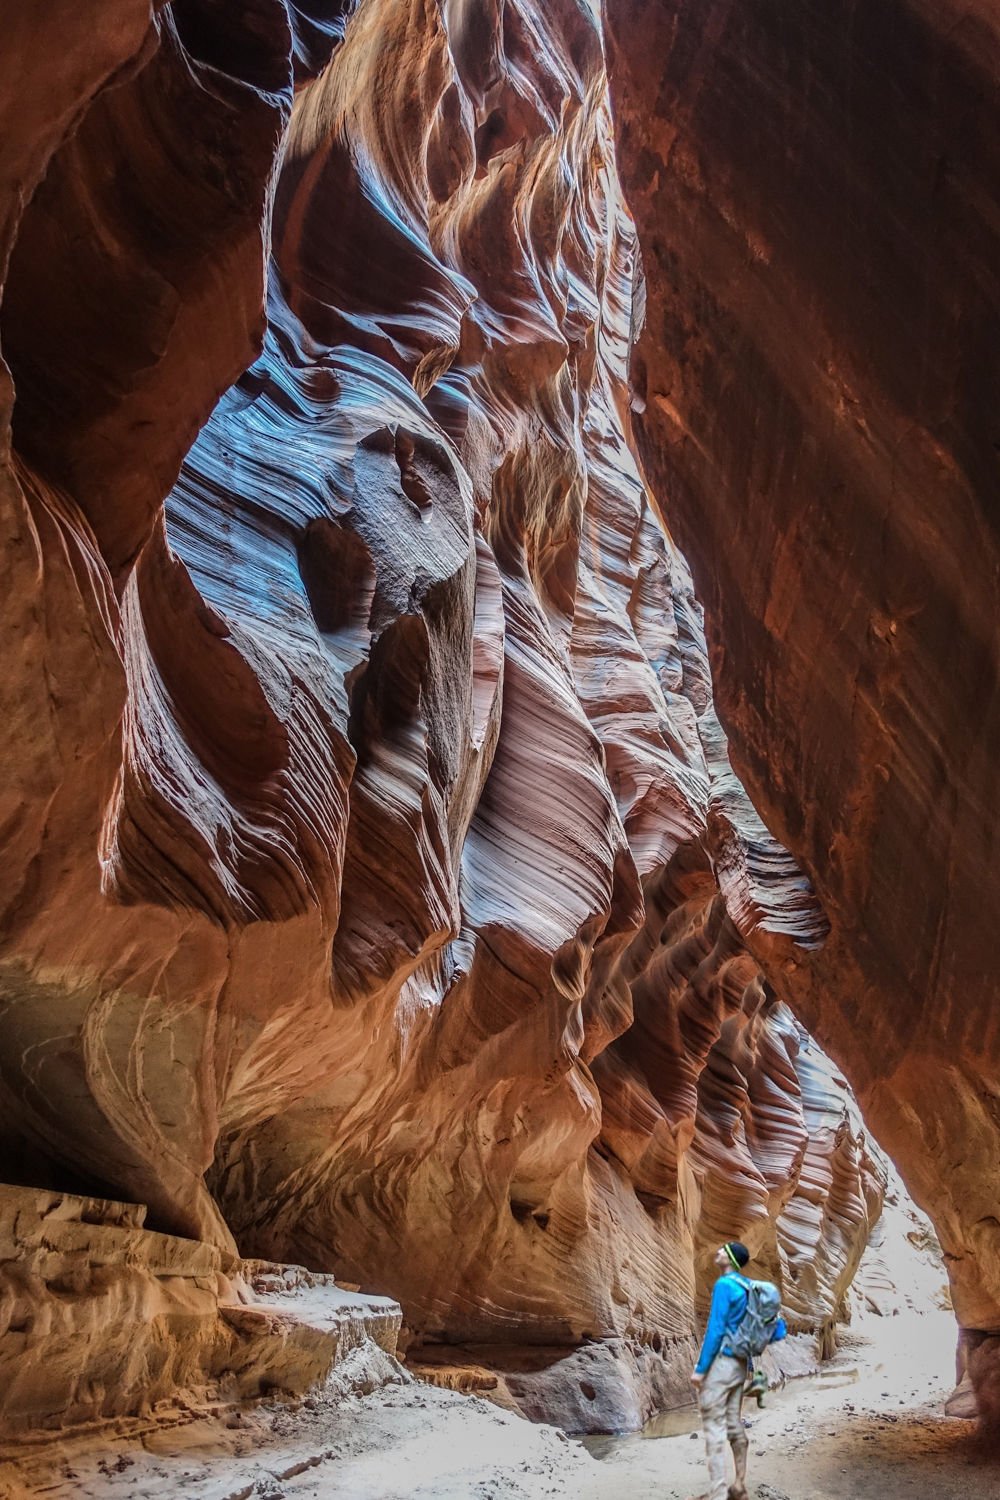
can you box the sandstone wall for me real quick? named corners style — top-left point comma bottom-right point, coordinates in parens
top-left (0, 1184), bottom-right (400, 1433)
top-left (606, 0), bottom-right (1000, 1420)
top-left (0, 0), bottom-right (884, 1428)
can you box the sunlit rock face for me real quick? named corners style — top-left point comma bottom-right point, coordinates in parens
top-left (1, 0), bottom-right (881, 1427)
top-left (605, 0), bottom-right (1000, 1421)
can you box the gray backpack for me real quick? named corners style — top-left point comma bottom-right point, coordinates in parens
top-left (727, 1275), bottom-right (782, 1358)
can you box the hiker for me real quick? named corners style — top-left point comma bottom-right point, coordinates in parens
top-left (688, 1241), bottom-right (787, 1500)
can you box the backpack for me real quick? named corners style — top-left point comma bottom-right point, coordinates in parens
top-left (726, 1274), bottom-right (783, 1359)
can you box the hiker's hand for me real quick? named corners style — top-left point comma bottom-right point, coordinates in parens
top-left (690, 1371), bottom-right (704, 1388)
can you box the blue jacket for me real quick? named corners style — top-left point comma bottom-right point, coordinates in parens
top-left (694, 1272), bottom-right (787, 1375)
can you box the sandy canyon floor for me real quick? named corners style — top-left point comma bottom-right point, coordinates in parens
top-left (2, 1307), bottom-right (996, 1500)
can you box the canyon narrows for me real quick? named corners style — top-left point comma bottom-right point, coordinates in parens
top-left (0, 0), bottom-right (992, 1458)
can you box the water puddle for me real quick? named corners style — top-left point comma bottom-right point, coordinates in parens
top-left (580, 1363), bottom-right (860, 1461)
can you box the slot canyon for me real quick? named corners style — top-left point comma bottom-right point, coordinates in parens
top-left (0, 0), bottom-right (997, 1494)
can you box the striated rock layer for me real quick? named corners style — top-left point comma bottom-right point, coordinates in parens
top-left (0, 1184), bottom-right (401, 1434)
top-left (0, 0), bottom-right (884, 1429)
top-left (605, 0), bottom-right (1000, 1422)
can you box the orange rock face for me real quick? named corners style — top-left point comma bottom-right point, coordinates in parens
top-left (1, 0), bottom-right (884, 1428)
top-left (605, 0), bottom-right (1000, 1419)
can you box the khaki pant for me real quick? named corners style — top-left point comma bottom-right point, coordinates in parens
top-left (698, 1353), bottom-right (749, 1500)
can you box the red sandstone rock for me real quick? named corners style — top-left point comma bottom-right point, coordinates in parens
top-left (0, 1185), bottom-right (400, 1432)
top-left (605, 0), bottom-right (1000, 1423)
top-left (0, 0), bottom-right (883, 1430)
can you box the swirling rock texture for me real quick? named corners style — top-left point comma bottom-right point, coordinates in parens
top-left (1, 0), bottom-right (885, 1433)
top-left (605, 0), bottom-right (1000, 1425)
